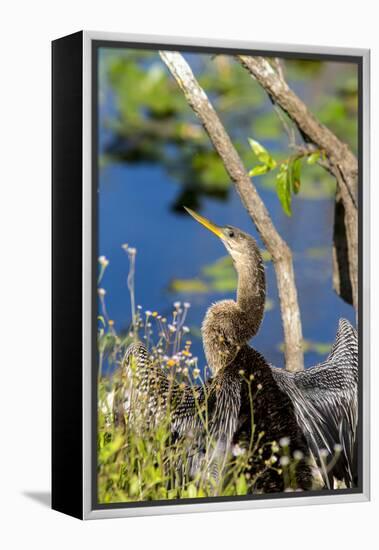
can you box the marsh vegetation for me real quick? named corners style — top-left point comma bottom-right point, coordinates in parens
top-left (97, 50), bottom-right (357, 502)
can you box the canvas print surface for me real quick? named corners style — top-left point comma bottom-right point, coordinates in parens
top-left (95, 45), bottom-right (359, 506)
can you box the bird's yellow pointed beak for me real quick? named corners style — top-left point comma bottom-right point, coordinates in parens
top-left (184, 207), bottom-right (225, 240)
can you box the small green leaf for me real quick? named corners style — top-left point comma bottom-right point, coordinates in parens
top-left (187, 484), bottom-right (197, 498)
top-left (129, 475), bottom-right (140, 497)
top-left (236, 474), bottom-right (247, 495)
top-left (248, 137), bottom-right (270, 163)
top-left (248, 138), bottom-right (276, 177)
top-left (276, 163), bottom-right (292, 216)
top-left (307, 151), bottom-right (320, 165)
top-left (248, 164), bottom-right (270, 177)
top-left (97, 315), bottom-right (106, 327)
top-left (291, 157), bottom-right (302, 194)
top-left (99, 434), bottom-right (124, 464)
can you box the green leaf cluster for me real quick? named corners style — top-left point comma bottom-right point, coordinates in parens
top-left (247, 136), bottom-right (330, 216)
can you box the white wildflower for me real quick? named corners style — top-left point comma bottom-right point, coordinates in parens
top-left (279, 437), bottom-right (290, 447)
top-left (98, 255), bottom-right (109, 266)
top-left (293, 450), bottom-right (304, 461)
top-left (232, 444), bottom-right (246, 457)
top-left (319, 448), bottom-right (329, 459)
top-left (280, 456), bottom-right (290, 466)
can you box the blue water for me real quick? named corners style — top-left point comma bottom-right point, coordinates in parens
top-left (98, 159), bottom-right (355, 371)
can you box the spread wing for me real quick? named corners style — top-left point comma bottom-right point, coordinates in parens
top-left (120, 342), bottom-right (206, 431)
top-left (203, 370), bottom-right (241, 482)
top-left (271, 319), bottom-right (358, 488)
top-left (119, 342), bottom-right (241, 484)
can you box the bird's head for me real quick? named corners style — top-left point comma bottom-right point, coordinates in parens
top-left (184, 207), bottom-right (260, 266)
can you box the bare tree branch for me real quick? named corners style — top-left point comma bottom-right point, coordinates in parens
top-left (237, 55), bottom-right (358, 311)
top-left (160, 50), bottom-right (304, 372)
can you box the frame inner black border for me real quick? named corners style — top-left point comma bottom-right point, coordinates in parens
top-left (91, 39), bottom-right (364, 511)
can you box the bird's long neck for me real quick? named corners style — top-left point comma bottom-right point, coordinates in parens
top-left (202, 248), bottom-right (266, 373)
top-left (235, 251), bottom-right (266, 335)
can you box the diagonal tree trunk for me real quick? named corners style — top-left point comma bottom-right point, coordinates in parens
top-left (237, 55), bottom-right (358, 312)
top-left (160, 51), bottom-right (304, 372)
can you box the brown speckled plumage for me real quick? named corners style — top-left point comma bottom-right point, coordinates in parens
top-left (122, 211), bottom-right (358, 491)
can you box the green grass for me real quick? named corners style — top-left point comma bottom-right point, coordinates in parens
top-left (97, 365), bottom-right (306, 503)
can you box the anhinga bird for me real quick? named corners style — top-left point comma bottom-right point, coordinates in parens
top-left (122, 208), bottom-right (358, 491)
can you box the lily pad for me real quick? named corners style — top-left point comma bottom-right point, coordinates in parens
top-left (169, 253), bottom-right (274, 315)
top-left (279, 340), bottom-right (332, 356)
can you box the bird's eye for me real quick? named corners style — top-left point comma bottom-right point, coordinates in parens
top-left (228, 230), bottom-right (235, 238)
